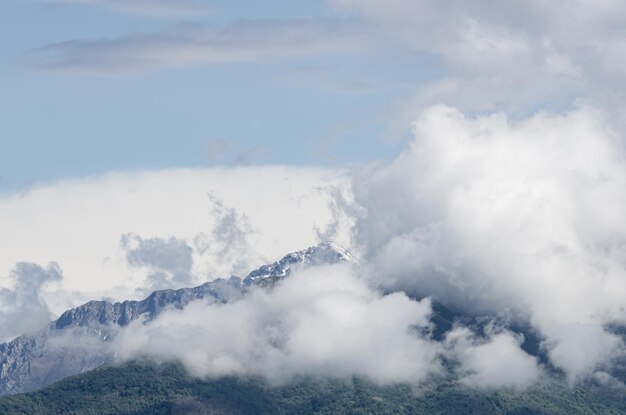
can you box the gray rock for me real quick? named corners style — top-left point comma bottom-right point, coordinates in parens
top-left (0, 242), bottom-right (354, 396)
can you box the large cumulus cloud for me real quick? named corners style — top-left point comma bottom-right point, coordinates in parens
top-left (351, 104), bottom-right (626, 381)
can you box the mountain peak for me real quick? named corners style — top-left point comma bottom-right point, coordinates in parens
top-left (242, 242), bottom-right (356, 286)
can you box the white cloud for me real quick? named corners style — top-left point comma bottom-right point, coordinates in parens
top-left (114, 264), bottom-right (444, 384)
top-left (350, 104), bottom-right (626, 381)
top-left (446, 327), bottom-right (541, 389)
top-left (543, 323), bottom-right (623, 383)
top-left (0, 166), bottom-right (351, 315)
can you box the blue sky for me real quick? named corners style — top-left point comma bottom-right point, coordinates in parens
top-left (4, 0), bottom-right (626, 194)
top-left (0, 0), bottom-right (447, 193)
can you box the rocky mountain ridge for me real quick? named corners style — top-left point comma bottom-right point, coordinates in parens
top-left (0, 242), bottom-right (354, 396)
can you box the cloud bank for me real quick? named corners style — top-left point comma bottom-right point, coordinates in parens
top-left (114, 263), bottom-right (540, 388)
top-left (0, 166), bottom-right (350, 314)
top-left (350, 104), bottom-right (626, 382)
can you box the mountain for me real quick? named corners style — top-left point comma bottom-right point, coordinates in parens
top-left (0, 242), bottom-right (354, 397)
top-left (242, 241), bottom-right (356, 286)
top-left (1, 242), bottom-right (626, 413)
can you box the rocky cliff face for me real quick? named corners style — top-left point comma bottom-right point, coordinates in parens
top-left (54, 277), bottom-right (244, 330)
top-left (0, 243), bottom-right (354, 396)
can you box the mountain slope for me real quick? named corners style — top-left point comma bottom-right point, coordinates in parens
top-left (0, 242), bottom-right (353, 396)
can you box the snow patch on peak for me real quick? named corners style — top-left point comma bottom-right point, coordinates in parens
top-left (242, 242), bottom-right (356, 286)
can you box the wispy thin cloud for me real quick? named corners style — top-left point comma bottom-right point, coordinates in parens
top-left (232, 145), bottom-right (271, 166)
top-left (23, 19), bottom-right (367, 75)
top-left (330, 0), bottom-right (626, 116)
top-left (0, 262), bottom-right (63, 342)
top-left (207, 138), bottom-right (229, 165)
top-left (41, 0), bottom-right (209, 18)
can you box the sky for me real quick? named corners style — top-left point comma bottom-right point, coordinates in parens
top-left (0, 0), bottom-right (445, 193)
top-left (2, 0), bottom-right (626, 391)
